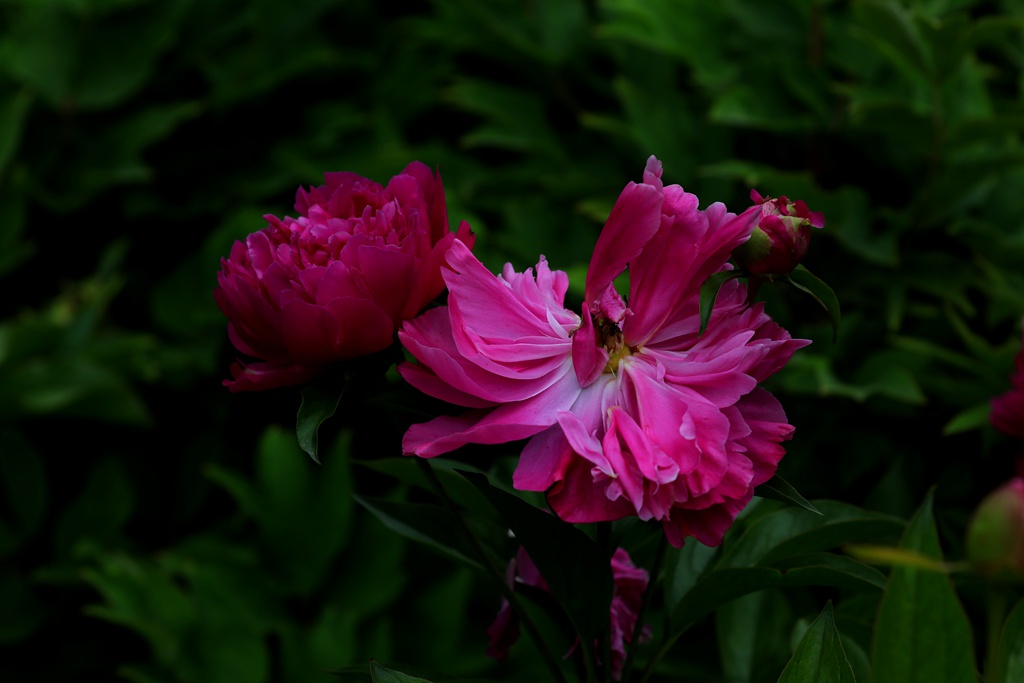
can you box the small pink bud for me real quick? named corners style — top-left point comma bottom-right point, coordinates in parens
top-left (733, 190), bottom-right (825, 276)
top-left (966, 477), bottom-right (1024, 577)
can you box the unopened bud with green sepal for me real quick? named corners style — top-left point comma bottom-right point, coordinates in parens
top-left (733, 190), bottom-right (824, 277)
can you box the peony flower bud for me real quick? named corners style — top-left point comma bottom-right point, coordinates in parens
top-left (732, 190), bottom-right (825, 276)
top-left (215, 162), bottom-right (474, 391)
top-left (966, 477), bottom-right (1024, 577)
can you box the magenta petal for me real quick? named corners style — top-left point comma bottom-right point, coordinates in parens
top-left (223, 359), bottom-right (322, 392)
top-left (734, 388), bottom-right (795, 486)
top-left (584, 164), bottom-right (663, 315)
top-left (572, 302), bottom-right (608, 388)
top-left (353, 244), bottom-right (417, 321)
top-left (625, 202), bottom-right (759, 346)
top-left (446, 241), bottom-right (575, 345)
top-left (403, 366), bottom-right (582, 457)
top-left (400, 307), bottom-right (573, 403)
top-left (663, 494), bottom-right (751, 548)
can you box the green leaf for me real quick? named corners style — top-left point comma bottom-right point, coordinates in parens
top-left (718, 502), bottom-right (904, 570)
top-left (0, 569), bottom-right (45, 642)
top-left (995, 597), bottom-right (1024, 683)
top-left (460, 471), bottom-right (614, 642)
top-left (754, 475), bottom-right (822, 515)
top-left (664, 540), bottom-right (718, 612)
top-left (666, 502), bottom-right (901, 638)
top-left (0, 87), bottom-right (31, 175)
top-left (871, 491), bottom-right (976, 683)
top-left (670, 555), bottom-right (886, 639)
top-left (942, 402), bottom-right (992, 435)
top-left (786, 265), bottom-right (841, 342)
top-left (296, 374), bottom-right (346, 464)
top-left (778, 602), bottom-right (857, 683)
top-left (699, 270), bottom-right (744, 337)
top-left (368, 660), bottom-right (434, 683)
top-left (716, 590), bottom-right (793, 683)
top-left (0, 428), bottom-right (47, 545)
top-left (354, 457), bottom-right (505, 533)
top-left (353, 495), bottom-right (483, 571)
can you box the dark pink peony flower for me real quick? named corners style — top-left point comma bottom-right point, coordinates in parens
top-left (732, 190), bottom-right (824, 276)
top-left (487, 546), bottom-right (649, 681)
top-left (966, 477), bottom-right (1024, 577)
top-left (991, 319), bottom-right (1024, 440)
top-left (215, 162), bottom-right (474, 391)
top-left (400, 156), bottom-right (808, 547)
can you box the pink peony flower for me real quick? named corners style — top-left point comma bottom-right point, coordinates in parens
top-left (400, 156), bottom-right (808, 547)
top-left (732, 190), bottom-right (824, 276)
top-left (487, 546), bottom-right (649, 681)
top-left (991, 318), bottom-right (1024, 440)
top-left (215, 162), bottom-right (474, 391)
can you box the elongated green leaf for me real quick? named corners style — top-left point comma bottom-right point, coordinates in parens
top-left (786, 265), bottom-right (841, 342)
top-left (699, 270), bottom-right (744, 337)
top-left (871, 492), bottom-right (976, 683)
top-left (778, 602), bottom-right (857, 683)
top-left (354, 457), bottom-right (499, 524)
top-left (716, 589), bottom-right (792, 683)
top-left (667, 502), bottom-right (900, 637)
top-left (296, 375), bottom-right (346, 464)
top-left (942, 402), bottom-right (992, 436)
top-left (369, 660), bottom-right (434, 683)
top-left (664, 539), bottom-right (718, 611)
top-left (354, 495), bottom-right (483, 571)
top-left (754, 475), bottom-right (822, 515)
top-left (718, 502), bottom-right (904, 570)
top-left (995, 597), bottom-right (1024, 683)
top-left (670, 554), bottom-right (885, 637)
top-left (460, 471), bottom-right (613, 642)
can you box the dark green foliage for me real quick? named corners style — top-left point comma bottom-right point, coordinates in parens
top-left (3, 0), bottom-right (1024, 680)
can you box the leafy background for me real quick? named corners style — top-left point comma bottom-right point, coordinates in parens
top-left (2, 0), bottom-right (1023, 681)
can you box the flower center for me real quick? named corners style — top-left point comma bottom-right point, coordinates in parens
top-left (599, 320), bottom-right (633, 373)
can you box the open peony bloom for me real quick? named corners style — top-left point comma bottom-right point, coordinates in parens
top-left (991, 318), bottom-right (1024, 440)
top-left (400, 156), bottom-right (809, 547)
top-left (215, 162), bottom-right (474, 391)
top-left (732, 190), bottom-right (824, 276)
top-left (487, 546), bottom-right (649, 681)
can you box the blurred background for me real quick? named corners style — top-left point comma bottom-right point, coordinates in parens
top-left (2, 0), bottom-right (1024, 680)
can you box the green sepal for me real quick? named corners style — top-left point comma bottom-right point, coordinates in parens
top-left (699, 270), bottom-right (745, 337)
top-left (785, 265), bottom-right (841, 342)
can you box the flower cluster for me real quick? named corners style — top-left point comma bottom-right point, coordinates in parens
top-left (487, 546), bottom-right (649, 681)
top-left (400, 157), bottom-right (810, 547)
top-left (215, 162), bottom-right (474, 391)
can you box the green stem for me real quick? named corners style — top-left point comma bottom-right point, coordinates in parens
top-left (986, 585), bottom-right (1009, 682)
top-left (597, 522), bottom-right (613, 683)
top-left (413, 458), bottom-right (568, 683)
top-left (620, 532), bottom-right (667, 682)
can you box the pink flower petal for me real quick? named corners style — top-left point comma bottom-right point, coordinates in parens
top-left (585, 158), bottom-right (664, 319)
